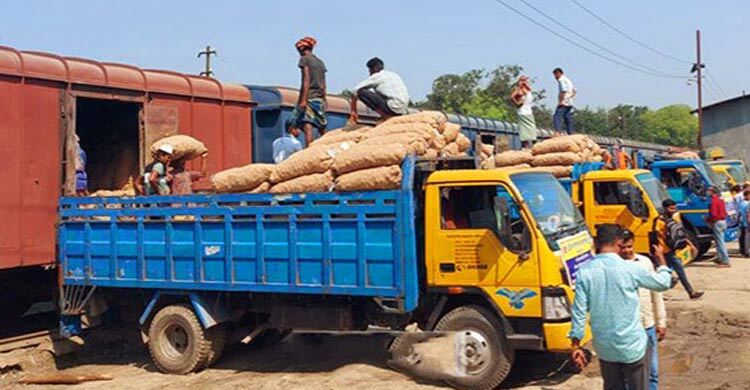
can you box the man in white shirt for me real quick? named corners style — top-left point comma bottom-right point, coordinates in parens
top-left (553, 67), bottom-right (576, 135)
top-left (349, 57), bottom-right (410, 123)
top-left (272, 126), bottom-right (302, 163)
top-left (620, 229), bottom-right (667, 390)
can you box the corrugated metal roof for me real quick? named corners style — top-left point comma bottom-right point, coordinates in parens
top-left (0, 45), bottom-right (250, 102)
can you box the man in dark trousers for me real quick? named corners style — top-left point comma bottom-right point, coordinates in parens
top-left (569, 224), bottom-right (672, 390)
top-left (706, 186), bottom-right (731, 267)
top-left (287, 36), bottom-right (328, 147)
top-left (656, 199), bottom-right (704, 299)
top-left (349, 57), bottom-right (410, 123)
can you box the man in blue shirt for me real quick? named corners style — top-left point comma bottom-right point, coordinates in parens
top-left (740, 189), bottom-right (750, 257)
top-left (569, 224), bottom-right (672, 390)
top-left (272, 126), bottom-right (303, 164)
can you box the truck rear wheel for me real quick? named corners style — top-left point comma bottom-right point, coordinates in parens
top-left (147, 304), bottom-right (211, 374)
top-left (434, 305), bottom-right (514, 390)
top-left (204, 325), bottom-right (227, 367)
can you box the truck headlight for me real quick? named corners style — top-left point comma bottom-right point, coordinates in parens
top-left (542, 287), bottom-right (572, 321)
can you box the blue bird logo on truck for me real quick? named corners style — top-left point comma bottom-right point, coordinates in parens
top-left (496, 288), bottom-right (537, 309)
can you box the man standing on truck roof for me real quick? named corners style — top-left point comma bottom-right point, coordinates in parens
top-left (348, 57), bottom-right (410, 124)
top-left (656, 199), bottom-right (704, 299)
top-left (272, 126), bottom-right (303, 163)
top-left (620, 229), bottom-right (667, 390)
top-left (706, 187), bottom-right (731, 267)
top-left (553, 67), bottom-right (576, 135)
top-left (510, 75), bottom-right (539, 149)
top-left (288, 36), bottom-right (328, 147)
top-left (569, 224), bottom-right (671, 390)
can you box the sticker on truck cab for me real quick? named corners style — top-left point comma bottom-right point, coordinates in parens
top-left (554, 231), bottom-right (594, 285)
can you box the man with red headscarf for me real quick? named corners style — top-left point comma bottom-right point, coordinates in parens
top-left (286, 36), bottom-right (328, 147)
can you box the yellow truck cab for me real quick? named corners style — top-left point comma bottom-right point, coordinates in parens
top-left (710, 161), bottom-right (749, 187)
top-left (423, 168), bottom-right (593, 358)
top-left (563, 167), bottom-right (670, 256)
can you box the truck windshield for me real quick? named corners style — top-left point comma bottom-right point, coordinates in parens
top-left (704, 163), bottom-right (730, 191)
top-left (636, 173), bottom-right (671, 212)
top-left (511, 172), bottom-right (585, 238)
top-left (726, 166), bottom-right (748, 184)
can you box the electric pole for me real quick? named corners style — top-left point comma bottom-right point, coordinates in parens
top-left (691, 30), bottom-right (704, 150)
top-left (198, 45), bottom-right (217, 77)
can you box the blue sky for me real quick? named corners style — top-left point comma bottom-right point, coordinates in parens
top-left (2, 0), bottom-right (748, 109)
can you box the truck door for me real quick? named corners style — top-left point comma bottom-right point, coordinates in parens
top-left (583, 179), bottom-right (651, 252)
top-left (429, 184), bottom-right (540, 317)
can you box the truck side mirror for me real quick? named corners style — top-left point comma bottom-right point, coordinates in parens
top-left (688, 173), bottom-right (706, 197)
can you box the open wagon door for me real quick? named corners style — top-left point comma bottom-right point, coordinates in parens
top-left (140, 104), bottom-right (179, 167)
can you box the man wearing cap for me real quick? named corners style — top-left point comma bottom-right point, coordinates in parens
top-left (349, 57), bottom-right (410, 124)
top-left (143, 144), bottom-right (173, 195)
top-left (287, 36), bottom-right (328, 147)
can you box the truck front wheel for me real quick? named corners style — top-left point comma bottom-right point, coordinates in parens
top-left (434, 305), bottom-right (514, 390)
top-left (147, 304), bottom-right (211, 374)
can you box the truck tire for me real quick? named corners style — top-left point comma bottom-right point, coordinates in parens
top-left (433, 305), bottom-right (514, 390)
top-left (147, 304), bottom-right (211, 374)
top-left (204, 325), bottom-right (227, 367)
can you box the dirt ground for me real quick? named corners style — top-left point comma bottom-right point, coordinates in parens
top-left (2, 244), bottom-right (750, 390)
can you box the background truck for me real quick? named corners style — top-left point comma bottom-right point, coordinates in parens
top-left (709, 160), bottom-right (749, 187)
top-left (58, 157), bottom-right (593, 390)
top-left (650, 159), bottom-right (739, 256)
top-left (559, 163), bottom-right (672, 256)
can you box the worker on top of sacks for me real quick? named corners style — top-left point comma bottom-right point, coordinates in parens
top-left (614, 140), bottom-right (632, 169)
top-left (273, 125), bottom-right (303, 164)
top-left (287, 36), bottom-right (328, 147)
top-left (348, 57), bottom-right (410, 124)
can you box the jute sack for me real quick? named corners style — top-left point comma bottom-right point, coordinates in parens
top-left (212, 164), bottom-right (274, 193)
top-left (90, 189), bottom-right (136, 197)
top-left (364, 122), bottom-right (435, 141)
top-left (270, 171), bottom-right (334, 194)
top-left (358, 132), bottom-right (429, 155)
top-left (531, 136), bottom-right (582, 155)
top-left (480, 157), bottom-right (496, 170)
top-left (494, 150), bottom-right (533, 167)
top-left (336, 165), bottom-right (402, 191)
top-left (429, 132), bottom-right (447, 150)
top-left (423, 149), bottom-right (439, 159)
top-left (497, 163), bottom-right (531, 170)
top-left (442, 123), bottom-right (461, 143)
top-left (310, 128), bottom-right (365, 146)
top-left (455, 133), bottom-right (471, 152)
top-left (332, 143), bottom-right (407, 175)
top-left (441, 143), bottom-right (461, 157)
top-left (532, 152), bottom-right (582, 167)
top-left (269, 142), bottom-right (350, 183)
top-left (248, 182), bottom-right (270, 194)
top-left (382, 111), bottom-right (447, 129)
top-left (479, 143), bottom-right (494, 158)
top-left (151, 135), bottom-right (208, 160)
top-left (533, 165), bottom-right (573, 178)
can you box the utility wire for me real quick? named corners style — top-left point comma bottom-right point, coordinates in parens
top-left (492, 0), bottom-right (689, 80)
top-left (517, 0), bottom-right (685, 79)
top-left (705, 70), bottom-right (728, 99)
top-left (569, 0), bottom-right (693, 65)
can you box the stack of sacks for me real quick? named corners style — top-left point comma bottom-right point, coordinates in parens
top-left (211, 111), bottom-right (474, 194)
top-left (489, 135), bottom-right (605, 177)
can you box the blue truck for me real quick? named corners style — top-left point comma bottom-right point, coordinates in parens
top-left (650, 159), bottom-right (739, 255)
top-left (57, 157), bottom-right (596, 390)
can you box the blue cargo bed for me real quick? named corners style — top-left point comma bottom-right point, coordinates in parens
top-left (58, 160), bottom-right (420, 312)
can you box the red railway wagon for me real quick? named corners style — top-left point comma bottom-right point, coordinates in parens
top-left (0, 46), bottom-right (254, 316)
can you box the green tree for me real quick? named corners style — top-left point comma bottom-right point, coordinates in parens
top-left (417, 65), bottom-right (545, 121)
top-left (641, 104), bottom-right (698, 147)
top-left (573, 106), bottom-right (610, 135)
